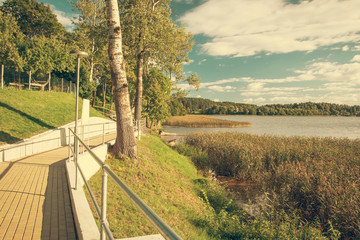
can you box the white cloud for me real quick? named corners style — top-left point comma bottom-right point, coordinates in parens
top-left (243, 97), bottom-right (267, 104)
top-left (240, 61), bottom-right (360, 104)
top-left (342, 45), bottom-right (350, 52)
top-left (175, 83), bottom-right (195, 90)
top-left (196, 95), bottom-right (201, 98)
top-left (351, 55), bottom-right (360, 62)
top-left (198, 59), bottom-right (207, 65)
top-left (48, 4), bottom-right (78, 30)
top-left (208, 85), bottom-right (236, 92)
top-left (180, 0), bottom-right (360, 57)
top-left (197, 59), bottom-right (360, 105)
top-left (213, 98), bottom-right (220, 102)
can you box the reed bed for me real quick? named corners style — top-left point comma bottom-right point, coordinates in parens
top-left (183, 132), bottom-right (360, 238)
top-left (165, 115), bottom-right (250, 128)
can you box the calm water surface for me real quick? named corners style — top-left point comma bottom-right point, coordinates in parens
top-left (163, 115), bottom-right (360, 139)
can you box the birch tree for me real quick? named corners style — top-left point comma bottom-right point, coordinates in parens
top-left (121, 0), bottom-right (196, 138)
top-left (106, 0), bottom-right (137, 160)
top-left (72, 0), bottom-right (108, 106)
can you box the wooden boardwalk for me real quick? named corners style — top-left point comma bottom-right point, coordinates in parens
top-left (0, 133), bottom-right (116, 240)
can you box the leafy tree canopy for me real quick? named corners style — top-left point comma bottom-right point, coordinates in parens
top-left (1, 0), bottom-right (66, 38)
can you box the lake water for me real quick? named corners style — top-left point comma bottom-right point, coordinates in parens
top-left (163, 115), bottom-right (360, 140)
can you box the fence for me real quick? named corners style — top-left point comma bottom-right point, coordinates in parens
top-left (68, 128), bottom-right (182, 240)
top-left (1, 68), bottom-right (76, 93)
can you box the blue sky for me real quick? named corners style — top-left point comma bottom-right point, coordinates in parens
top-left (13, 0), bottom-right (360, 105)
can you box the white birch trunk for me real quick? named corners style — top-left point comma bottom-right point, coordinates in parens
top-left (106, 0), bottom-right (137, 160)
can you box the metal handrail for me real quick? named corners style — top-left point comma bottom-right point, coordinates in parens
top-left (69, 128), bottom-right (182, 240)
top-left (1, 121), bottom-right (116, 162)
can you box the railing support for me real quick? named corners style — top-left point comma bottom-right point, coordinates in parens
top-left (2, 149), bottom-right (4, 162)
top-left (100, 167), bottom-right (108, 240)
top-left (75, 137), bottom-right (79, 190)
top-left (102, 123), bottom-right (105, 144)
top-left (68, 129), bottom-right (71, 162)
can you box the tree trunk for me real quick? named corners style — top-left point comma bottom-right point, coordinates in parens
top-left (110, 84), bottom-right (114, 110)
top-left (18, 70), bottom-right (21, 89)
top-left (106, 0), bottom-right (137, 160)
top-left (92, 90), bottom-right (96, 107)
top-left (28, 70), bottom-right (31, 90)
top-left (1, 64), bottom-right (4, 89)
top-left (102, 81), bottom-right (107, 108)
top-left (48, 72), bottom-right (51, 91)
top-left (134, 51), bottom-right (145, 140)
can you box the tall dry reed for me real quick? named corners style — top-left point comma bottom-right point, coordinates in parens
top-left (185, 132), bottom-right (360, 238)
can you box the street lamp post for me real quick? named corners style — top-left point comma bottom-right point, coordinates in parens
top-left (70, 50), bottom-right (88, 190)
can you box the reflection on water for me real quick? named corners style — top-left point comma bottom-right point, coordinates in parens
top-left (218, 176), bottom-right (266, 217)
top-left (163, 115), bottom-right (360, 139)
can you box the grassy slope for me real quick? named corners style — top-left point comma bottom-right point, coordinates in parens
top-left (0, 88), bottom-right (105, 145)
top-left (87, 134), bottom-right (212, 239)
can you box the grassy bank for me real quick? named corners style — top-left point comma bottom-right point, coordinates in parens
top-left (86, 134), bottom-right (327, 239)
top-left (181, 132), bottom-right (360, 238)
top-left (0, 88), bottom-right (105, 145)
top-left (165, 115), bottom-right (250, 128)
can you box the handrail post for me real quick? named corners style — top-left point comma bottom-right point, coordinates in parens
top-left (102, 123), bottom-right (105, 144)
top-left (68, 128), bottom-right (71, 162)
top-left (2, 149), bottom-right (4, 162)
top-left (82, 125), bottom-right (85, 154)
top-left (100, 166), bottom-right (108, 240)
top-left (75, 133), bottom-right (79, 190)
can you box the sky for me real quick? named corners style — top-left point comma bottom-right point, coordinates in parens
top-left (5, 0), bottom-right (360, 106)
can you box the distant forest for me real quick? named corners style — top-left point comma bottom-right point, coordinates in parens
top-left (170, 98), bottom-right (360, 116)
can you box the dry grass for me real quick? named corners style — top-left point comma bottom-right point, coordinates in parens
top-left (184, 132), bottom-right (360, 238)
top-left (165, 115), bottom-right (250, 128)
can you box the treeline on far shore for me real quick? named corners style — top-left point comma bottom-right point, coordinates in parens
top-left (170, 97), bottom-right (360, 116)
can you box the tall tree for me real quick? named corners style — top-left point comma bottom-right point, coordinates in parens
top-left (1, 0), bottom-right (66, 38)
top-left (106, 0), bottom-right (137, 160)
top-left (143, 68), bottom-right (172, 128)
top-left (25, 36), bottom-right (74, 91)
top-left (0, 10), bottom-right (24, 88)
top-left (72, 0), bottom-right (108, 106)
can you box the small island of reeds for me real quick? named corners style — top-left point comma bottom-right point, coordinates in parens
top-left (165, 114), bottom-right (250, 128)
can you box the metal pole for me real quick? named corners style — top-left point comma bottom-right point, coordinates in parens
top-left (82, 125), bottom-right (85, 154)
top-left (100, 167), bottom-right (108, 240)
top-left (68, 128), bottom-right (71, 162)
top-left (2, 149), bottom-right (4, 162)
top-left (102, 123), bottom-right (105, 144)
top-left (75, 56), bottom-right (80, 190)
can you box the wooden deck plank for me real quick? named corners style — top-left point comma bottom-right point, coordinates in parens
top-left (0, 165), bottom-right (35, 239)
top-left (7, 165), bottom-right (43, 239)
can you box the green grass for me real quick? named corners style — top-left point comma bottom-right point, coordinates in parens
top-left (0, 87), bottom-right (105, 145)
top-left (86, 134), bottom-right (211, 239)
top-left (86, 134), bottom-right (328, 239)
